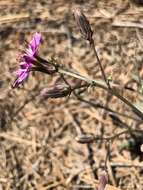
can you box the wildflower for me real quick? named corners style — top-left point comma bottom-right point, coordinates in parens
top-left (12, 32), bottom-right (42, 88)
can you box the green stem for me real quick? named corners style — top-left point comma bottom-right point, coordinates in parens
top-left (59, 67), bottom-right (143, 120)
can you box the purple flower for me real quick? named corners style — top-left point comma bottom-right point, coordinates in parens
top-left (12, 32), bottom-right (42, 88)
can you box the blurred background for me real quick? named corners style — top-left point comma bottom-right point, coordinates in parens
top-left (0, 0), bottom-right (143, 189)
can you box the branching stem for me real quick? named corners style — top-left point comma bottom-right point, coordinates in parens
top-left (58, 66), bottom-right (143, 120)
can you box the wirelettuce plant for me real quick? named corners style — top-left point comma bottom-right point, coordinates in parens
top-left (12, 8), bottom-right (143, 122)
top-left (11, 8), bottom-right (143, 190)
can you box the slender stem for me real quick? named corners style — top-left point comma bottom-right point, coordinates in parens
top-left (90, 39), bottom-right (111, 89)
top-left (36, 56), bottom-right (143, 120)
top-left (58, 67), bottom-right (143, 120)
top-left (100, 129), bottom-right (143, 141)
top-left (75, 96), bottom-right (141, 121)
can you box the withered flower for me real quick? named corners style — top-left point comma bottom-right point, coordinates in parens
top-left (73, 8), bottom-right (93, 43)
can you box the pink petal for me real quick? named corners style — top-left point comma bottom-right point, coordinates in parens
top-left (20, 61), bottom-right (27, 66)
top-left (12, 71), bottom-right (28, 88)
top-left (18, 71), bottom-right (28, 82)
top-left (20, 62), bottom-right (29, 69)
top-left (14, 69), bottom-right (26, 77)
top-left (29, 32), bottom-right (42, 53)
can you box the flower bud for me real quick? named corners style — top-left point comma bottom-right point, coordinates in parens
top-left (75, 134), bottom-right (94, 144)
top-left (40, 84), bottom-right (71, 99)
top-left (98, 171), bottom-right (108, 190)
top-left (73, 8), bottom-right (93, 42)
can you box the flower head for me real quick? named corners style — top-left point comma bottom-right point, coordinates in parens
top-left (12, 32), bottom-right (42, 88)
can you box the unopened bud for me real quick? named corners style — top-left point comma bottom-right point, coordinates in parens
top-left (75, 134), bottom-right (94, 144)
top-left (98, 171), bottom-right (108, 190)
top-left (73, 8), bottom-right (93, 42)
top-left (40, 84), bottom-right (71, 99)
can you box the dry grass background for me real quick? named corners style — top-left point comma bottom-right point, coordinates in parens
top-left (0, 0), bottom-right (143, 189)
